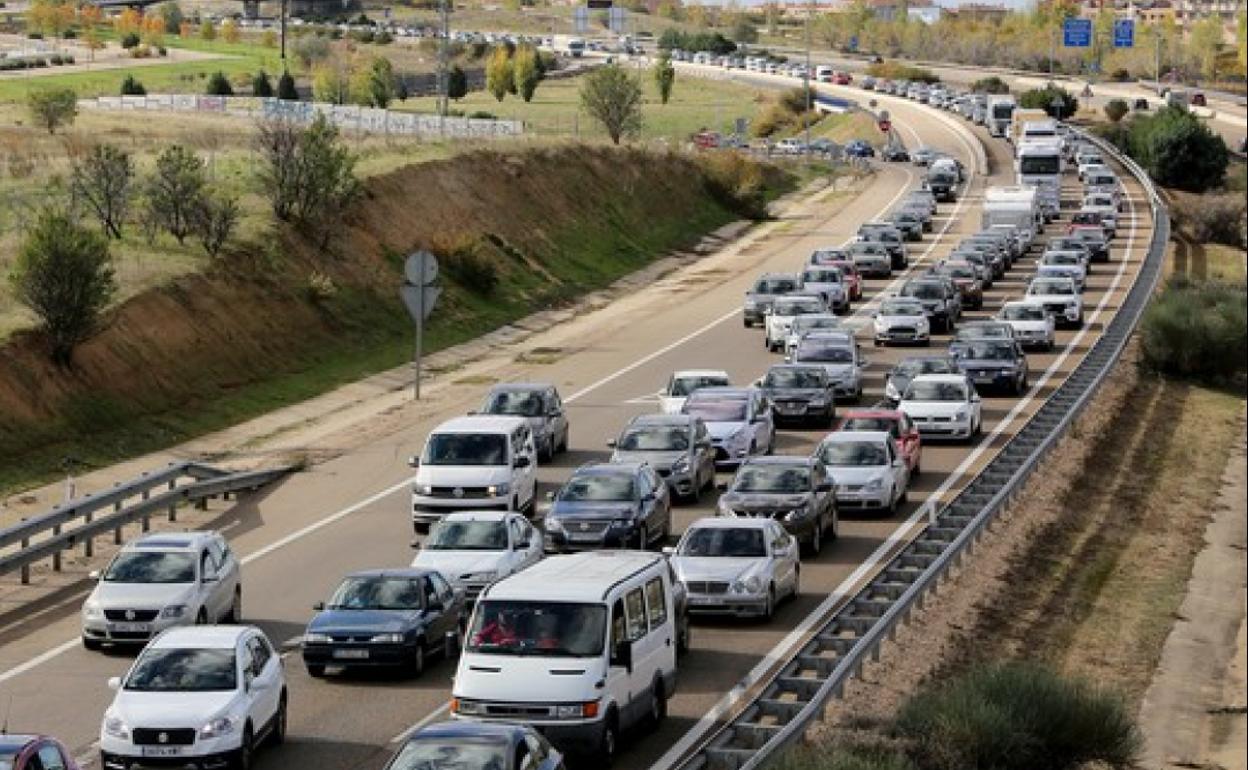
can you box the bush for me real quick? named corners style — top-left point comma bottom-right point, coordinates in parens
top-left (1127, 106), bottom-right (1228, 192)
top-left (277, 70), bottom-right (298, 100)
top-left (253, 70), bottom-right (273, 97)
top-left (1141, 278), bottom-right (1247, 382)
top-left (205, 70), bottom-right (234, 96)
top-left (120, 32), bottom-right (141, 48)
top-left (120, 75), bottom-right (147, 95)
top-left (442, 242), bottom-right (499, 296)
top-left (771, 745), bottom-right (915, 770)
top-left (1171, 192), bottom-right (1247, 249)
top-left (26, 86), bottom-right (77, 134)
top-left (971, 75), bottom-right (1010, 94)
top-left (1019, 86), bottom-right (1078, 119)
top-left (1111, 68), bottom-right (1132, 82)
top-left (696, 151), bottom-right (769, 220)
top-left (866, 61), bottom-right (939, 83)
top-left (467, 110), bottom-right (497, 120)
top-left (896, 662), bottom-right (1142, 770)
top-left (1104, 98), bottom-right (1129, 123)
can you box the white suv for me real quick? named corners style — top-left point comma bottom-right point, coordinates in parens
top-left (100, 625), bottom-right (287, 770)
top-left (81, 531), bottom-right (242, 650)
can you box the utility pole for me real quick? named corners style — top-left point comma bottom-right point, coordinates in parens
top-left (280, 0), bottom-right (288, 66)
top-left (1154, 33), bottom-right (1161, 84)
top-left (1049, 24), bottom-right (1055, 79)
top-left (804, 0), bottom-right (812, 160)
top-left (438, 0), bottom-right (450, 136)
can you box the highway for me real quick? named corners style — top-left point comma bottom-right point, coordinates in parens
top-left (0, 79), bottom-right (1154, 770)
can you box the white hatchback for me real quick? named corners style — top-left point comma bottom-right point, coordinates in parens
top-left (411, 511), bottom-right (544, 601)
top-left (765, 294), bottom-right (828, 352)
top-left (657, 369), bottom-right (731, 415)
top-left (99, 625), bottom-right (286, 770)
top-left (898, 374), bottom-right (983, 442)
top-left (996, 300), bottom-right (1056, 351)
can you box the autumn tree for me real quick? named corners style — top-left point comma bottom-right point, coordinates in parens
top-left (486, 46), bottom-right (513, 102)
top-left (580, 64), bottom-right (643, 144)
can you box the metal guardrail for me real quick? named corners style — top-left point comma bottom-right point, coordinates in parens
top-left (0, 464), bottom-right (292, 583)
top-left (675, 130), bottom-right (1170, 770)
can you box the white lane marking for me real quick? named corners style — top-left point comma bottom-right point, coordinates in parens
top-left (390, 703), bottom-right (451, 744)
top-left (0, 638), bottom-right (80, 686)
top-left (650, 165), bottom-right (1144, 770)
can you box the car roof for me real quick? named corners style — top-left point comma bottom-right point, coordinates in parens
top-left (438, 511), bottom-right (513, 523)
top-left (572, 461), bottom-right (647, 476)
top-left (628, 413), bottom-right (698, 428)
top-left (774, 293), bottom-right (826, 303)
top-left (432, 415), bottom-right (529, 433)
top-left (347, 567), bottom-right (441, 580)
top-left (486, 382), bottom-right (553, 394)
top-left (0, 735), bottom-right (39, 751)
top-left (910, 373), bottom-right (969, 384)
top-left (151, 624), bottom-right (254, 650)
top-left (686, 387), bottom-right (752, 400)
top-left (841, 408), bottom-right (903, 419)
top-left (484, 551), bottom-right (664, 602)
top-left (672, 369), bottom-right (730, 378)
top-left (755, 272), bottom-right (800, 281)
top-left (823, 430), bottom-right (892, 444)
top-left (411, 720), bottom-right (527, 742)
top-left (123, 531), bottom-right (218, 552)
top-left (684, 516), bottom-right (773, 531)
top-left (741, 455), bottom-right (818, 468)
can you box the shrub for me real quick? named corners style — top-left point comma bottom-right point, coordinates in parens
top-left (971, 75), bottom-right (1010, 94)
top-left (1104, 98), bottom-right (1129, 122)
top-left (467, 110), bottom-right (497, 120)
top-left (1141, 278), bottom-right (1247, 382)
top-left (71, 143), bottom-right (135, 239)
top-left (374, 29), bottom-right (393, 44)
top-left (191, 192), bottom-right (240, 258)
top-left (442, 242), bottom-right (499, 296)
top-left (304, 271), bottom-right (338, 303)
top-left (1019, 86), bottom-right (1078, 119)
top-left (896, 662), bottom-right (1142, 770)
top-left (277, 70), bottom-right (298, 100)
top-left (120, 32), bottom-right (141, 48)
top-left (26, 86), bottom-right (77, 134)
top-left (1127, 106), bottom-right (1228, 192)
top-left (1171, 192), bottom-right (1247, 249)
top-left (255, 114), bottom-right (359, 242)
top-left (696, 151), bottom-right (769, 220)
top-left (120, 74), bottom-right (146, 95)
top-left (1111, 68), bottom-right (1132, 82)
top-left (143, 145), bottom-right (205, 244)
top-left (771, 745), bottom-right (915, 770)
top-left (205, 70), bottom-right (233, 96)
top-left (866, 61), bottom-right (939, 83)
top-left (448, 65), bottom-right (468, 100)
top-left (253, 70), bottom-right (273, 97)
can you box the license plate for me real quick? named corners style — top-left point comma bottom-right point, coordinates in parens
top-left (690, 596), bottom-right (719, 606)
top-left (568, 533), bottom-right (601, 543)
top-left (333, 649), bottom-right (369, 660)
top-left (108, 623), bottom-right (150, 633)
top-left (141, 747), bottom-right (182, 758)
top-left (975, 374), bottom-right (996, 381)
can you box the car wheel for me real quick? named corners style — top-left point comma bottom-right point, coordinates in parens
top-left (762, 585), bottom-right (776, 621)
top-left (677, 613), bottom-right (691, 655)
top-left (558, 430), bottom-right (569, 454)
top-left (687, 477), bottom-right (702, 504)
top-left (271, 693), bottom-right (288, 746)
top-left (410, 642), bottom-right (426, 677)
top-left (305, 663), bottom-right (326, 678)
top-left (803, 519), bottom-right (823, 558)
top-left (791, 567), bottom-right (801, 599)
top-left (636, 525), bottom-right (649, 551)
top-left (647, 680), bottom-right (668, 731)
top-left (225, 587), bottom-right (242, 624)
top-left (873, 339), bottom-right (881, 347)
top-left (598, 712), bottom-right (619, 764)
top-left (828, 509), bottom-right (840, 540)
top-left (82, 636), bottom-right (102, 651)
top-left (196, 608), bottom-right (208, 625)
top-left (232, 725), bottom-right (254, 770)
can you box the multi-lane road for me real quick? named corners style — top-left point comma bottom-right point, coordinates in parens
top-left (0, 81), bottom-right (1155, 770)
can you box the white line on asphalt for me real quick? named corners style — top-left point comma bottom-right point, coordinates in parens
top-left (390, 703), bottom-right (451, 744)
top-left (650, 162), bottom-right (1144, 770)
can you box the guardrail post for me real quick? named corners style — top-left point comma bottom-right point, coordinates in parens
top-left (141, 488), bottom-right (151, 532)
top-left (113, 499), bottom-right (124, 545)
top-left (20, 534), bottom-right (30, 584)
top-left (52, 524), bottom-right (61, 572)
top-left (168, 480), bottom-right (177, 522)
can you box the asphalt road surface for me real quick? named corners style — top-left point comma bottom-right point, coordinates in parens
top-left (0, 86), bottom-right (1154, 770)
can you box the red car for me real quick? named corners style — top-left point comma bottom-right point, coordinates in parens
top-left (829, 259), bottom-right (864, 300)
top-left (836, 409), bottom-right (923, 474)
top-left (0, 735), bottom-right (80, 770)
top-left (833, 72), bottom-right (852, 85)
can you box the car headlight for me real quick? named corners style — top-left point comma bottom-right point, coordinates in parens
top-left (371, 633), bottom-right (405, 643)
top-left (886, 381), bottom-right (901, 400)
top-left (731, 576), bottom-right (764, 594)
top-left (545, 516), bottom-right (564, 531)
top-left (744, 298), bottom-right (758, 309)
top-left (864, 478), bottom-right (884, 492)
top-left (103, 713), bottom-right (130, 740)
top-left (555, 701), bottom-right (601, 719)
top-left (199, 715), bottom-right (239, 740)
top-left (452, 698), bottom-right (486, 716)
top-left (160, 604), bottom-right (188, 619)
top-left (611, 518), bottom-right (635, 529)
top-left (303, 632), bottom-right (332, 644)
top-left (783, 507), bottom-right (810, 522)
top-left (488, 482), bottom-right (511, 497)
top-left (671, 456), bottom-right (691, 473)
top-left (464, 571), bottom-right (498, 583)
top-left (415, 483), bottom-right (433, 495)
top-left (83, 602), bottom-right (102, 619)
top-left (955, 410), bottom-right (968, 421)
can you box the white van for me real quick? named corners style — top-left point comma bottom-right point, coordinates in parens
top-left (451, 551), bottom-right (679, 760)
top-left (815, 65), bottom-right (834, 83)
top-left (409, 415), bottom-right (538, 534)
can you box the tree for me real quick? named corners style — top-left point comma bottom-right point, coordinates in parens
top-left (71, 144), bottom-right (134, 239)
top-left (255, 115), bottom-right (360, 241)
top-left (366, 56), bottom-right (396, 107)
top-left (9, 209), bottom-right (116, 366)
top-left (654, 52), bottom-right (675, 105)
top-left (448, 65), bottom-right (468, 100)
top-left (253, 70), bottom-right (273, 97)
top-left (141, 12), bottom-right (165, 46)
top-left (971, 75), bottom-right (1010, 94)
top-left (26, 87), bottom-right (77, 134)
top-left (191, 192), bottom-right (240, 258)
top-left (206, 70), bottom-right (234, 96)
top-left (1019, 85), bottom-right (1078, 119)
top-left (1130, 106), bottom-right (1228, 192)
top-left (120, 74), bottom-right (147, 95)
top-left (312, 64), bottom-right (348, 104)
top-left (1189, 14), bottom-right (1224, 80)
top-left (143, 145), bottom-right (206, 244)
top-left (485, 46), bottom-right (513, 102)
top-left (1103, 98), bottom-right (1128, 122)
top-left (159, 2), bottom-right (183, 34)
top-left (277, 70), bottom-right (298, 100)
top-left (513, 45), bottom-right (540, 102)
top-left (731, 18), bottom-right (758, 44)
top-left (221, 18), bottom-right (240, 43)
top-left (114, 7), bottom-right (141, 36)
top-left (199, 19), bottom-right (216, 41)
top-left (579, 64), bottom-right (643, 145)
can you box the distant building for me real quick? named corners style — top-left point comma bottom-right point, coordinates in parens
top-left (946, 3), bottom-right (1010, 22)
top-left (907, 5), bottom-right (945, 23)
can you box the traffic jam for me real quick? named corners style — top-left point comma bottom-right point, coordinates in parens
top-left (27, 90), bottom-right (1132, 770)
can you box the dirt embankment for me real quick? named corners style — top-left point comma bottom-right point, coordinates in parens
top-left (0, 145), bottom-right (780, 489)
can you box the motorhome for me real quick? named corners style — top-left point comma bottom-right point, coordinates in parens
top-left (982, 186), bottom-right (1042, 245)
top-left (987, 94), bottom-right (1016, 138)
top-left (1015, 139), bottom-right (1063, 221)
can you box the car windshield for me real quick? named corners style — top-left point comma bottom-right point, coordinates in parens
top-left (669, 375), bottom-right (729, 397)
top-left (1046, 253), bottom-right (1081, 265)
top-left (1072, 212), bottom-right (1101, 225)
top-left (126, 648), bottom-right (237, 692)
top-left (754, 279), bottom-right (798, 294)
top-left (818, 441), bottom-right (887, 467)
top-left (880, 301), bottom-right (924, 316)
top-left (765, 368), bottom-right (824, 389)
top-left (959, 341), bottom-right (1016, 360)
top-left (840, 417), bottom-right (901, 437)
top-left (1019, 156), bottom-right (1061, 174)
top-left (328, 576), bottom-right (425, 610)
top-left (810, 249), bottom-right (846, 262)
top-left (796, 340), bottom-right (853, 363)
top-left (425, 521), bottom-right (508, 551)
top-left (684, 398), bottom-right (748, 422)
top-left (1001, 305), bottom-right (1047, 321)
top-left (804, 270), bottom-right (842, 283)
top-left (423, 434), bottom-right (508, 466)
top-left (467, 601), bottom-right (606, 657)
top-left (558, 475), bottom-right (636, 502)
top-left (680, 527), bottom-right (767, 558)
top-left (1031, 280), bottom-right (1073, 295)
top-left (483, 390), bottom-right (544, 417)
top-left (387, 735), bottom-right (509, 770)
top-left (906, 381), bottom-right (967, 401)
top-left (901, 282), bottom-right (942, 300)
top-left (618, 427), bottom-right (689, 451)
top-left (774, 299), bottom-right (823, 315)
top-left (958, 325), bottom-right (1010, 339)
top-left (793, 317), bottom-right (841, 334)
top-left (733, 465), bottom-right (811, 493)
top-left (946, 265), bottom-right (976, 279)
top-left (104, 552), bottom-right (195, 584)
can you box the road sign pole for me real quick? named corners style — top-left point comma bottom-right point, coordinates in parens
top-left (414, 276), bottom-right (423, 400)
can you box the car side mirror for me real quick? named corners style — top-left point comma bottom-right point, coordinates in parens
top-left (107, 676), bottom-right (122, 691)
top-left (893, 458), bottom-right (905, 468)
top-left (661, 546), bottom-right (675, 556)
top-left (313, 601), bottom-right (325, 611)
top-left (606, 439), bottom-right (617, 448)
top-left (859, 358), bottom-right (870, 367)
top-left (611, 640), bottom-right (634, 673)
top-left (972, 393), bottom-right (982, 403)
top-left (202, 573), bottom-right (219, 584)
top-left (716, 482), bottom-right (729, 492)
top-left (408, 455), bottom-right (421, 468)
top-left (513, 456), bottom-right (531, 469)
top-left (89, 570), bottom-right (101, 580)
top-left (545, 491), bottom-right (556, 501)
top-left (784, 355), bottom-right (793, 364)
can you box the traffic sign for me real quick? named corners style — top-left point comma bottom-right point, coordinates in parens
top-left (573, 6), bottom-right (588, 33)
top-left (1062, 18), bottom-right (1092, 48)
top-left (400, 250), bottom-right (441, 399)
top-left (400, 283), bottom-right (441, 324)
top-left (608, 6), bottom-right (627, 33)
top-left (1112, 18), bottom-right (1134, 48)
top-left (404, 249), bottom-right (439, 286)
top-left (878, 119), bottom-right (891, 133)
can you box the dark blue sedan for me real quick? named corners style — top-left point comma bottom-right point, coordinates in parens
top-left (302, 568), bottom-right (465, 678)
top-left (845, 140), bottom-right (876, 158)
top-left (543, 462), bottom-right (672, 552)
top-left (384, 721), bottom-right (564, 770)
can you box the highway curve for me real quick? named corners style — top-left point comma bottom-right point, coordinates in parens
top-left (0, 83), bottom-right (1154, 770)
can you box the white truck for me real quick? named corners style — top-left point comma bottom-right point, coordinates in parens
top-left (987, 94), bottom-right (1016, 138)
top-left (982, 186), bottom-right (1042, 248)
top-left (1015, 138), bottom-right (1063, 222)
top-left (553, 35), bottom-right (586, 57)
